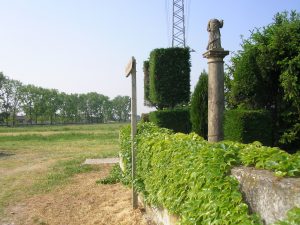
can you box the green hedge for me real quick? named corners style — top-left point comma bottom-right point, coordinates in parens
top-left (190, 71), bottom-right (208, 139)
top-left (149, 108), bottom-right (191, 133)
top-left (119, 123), bottom-right (300, 225)
top-left (149, 47), bottom-right (191, 109)
top-left (143, 60), bottom-right (151, 106)
top-left (224, 109), bottom-right (272, 146)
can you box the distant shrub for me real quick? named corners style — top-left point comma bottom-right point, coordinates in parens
top-left (190, 71), bottom-right (208, 139)
top-left (141, 113), bottom-right (149, 122)
top-left (149, 107), bottom-right (191, 133)
top-left (224, 109), bottom-right (272, 146)
top-left (149, 47), bottom-right (191, 109)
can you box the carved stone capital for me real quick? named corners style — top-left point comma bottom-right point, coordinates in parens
top-left (203, 49), bottom-right (229, 60)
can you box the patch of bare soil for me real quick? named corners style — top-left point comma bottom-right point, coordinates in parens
top-left (1, 165), bottom-right (152, 225)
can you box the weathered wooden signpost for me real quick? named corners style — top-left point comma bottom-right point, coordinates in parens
top-left (125, 56), bottom-right (138, 209)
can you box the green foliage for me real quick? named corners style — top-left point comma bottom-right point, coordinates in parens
top-left (227, 11), bottom-right (300, 152)
top-left (120, 123), bottom-right (300, 224)
top-left (111, 95), bottom-right (131, 122)
top-left (190, 71), bottom-right (208, 139)
top-left (224, 109), bottom-right (273, 146)
top-left (119, 125), bottom-right (133, 182)
top-left (239, 143), bottom-right (300, 177)
top-left (273, 207), bottom-right (300, 225)
top-left (97, 164), bottom-right (123, 184)
top-left (149, 107), bottom-right (191, 133)
top-left (143, 60), bottom-right (152, 106)
top-left (0, 72), bottom-right (5, 102)
top-left (0, 73), bottom-right (131, 125)
top-left (141, 113), bottom-right (150, 122)
top-left (149, 47), bottom-right (191, 109)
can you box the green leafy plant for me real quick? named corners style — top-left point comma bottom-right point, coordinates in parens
top-left (97, 164), bottom-right (123, 184)
top-left (119, 123), bottom-right (300, 225)
top-left (238, 143), bottom-right (300, 177)
top-left (273, 207), bottom-right (300, 225)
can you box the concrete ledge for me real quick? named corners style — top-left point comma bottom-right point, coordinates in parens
top-left (231, 166), bottom-right (300, 225)
top-left (138, 195), bottom-right (179, 225)
top-left (83, 158), bottom-right (119, 165)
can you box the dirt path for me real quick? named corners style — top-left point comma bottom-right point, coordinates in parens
top-left (1, 165), bottom-right (151, 225)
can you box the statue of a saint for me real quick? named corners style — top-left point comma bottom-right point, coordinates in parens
top-left (206, 19), bottom-right (224, 50)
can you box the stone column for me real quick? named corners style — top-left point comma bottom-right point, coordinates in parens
top-left (203, 49), bottom-right (229, 142)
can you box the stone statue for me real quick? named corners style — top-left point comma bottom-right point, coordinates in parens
top-left (206, 19), bottom-right (224, 50)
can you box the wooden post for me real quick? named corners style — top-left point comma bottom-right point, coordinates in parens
top-left (125, 56), bottom-right (138, 209)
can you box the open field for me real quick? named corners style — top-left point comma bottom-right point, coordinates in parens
top-left (0, 123), bottom-right (148, 224)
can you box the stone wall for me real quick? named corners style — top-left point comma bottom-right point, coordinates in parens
top-left (120, 157), bottom-right (300, 225)
top-left (231, 167), bottom-right (300, 225)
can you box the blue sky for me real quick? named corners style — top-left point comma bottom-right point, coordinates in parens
top-left (0, 0), bottom-right (299, 114)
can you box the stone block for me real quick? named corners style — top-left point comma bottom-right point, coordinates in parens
top-left (231, 166), bottom-right (300, 224)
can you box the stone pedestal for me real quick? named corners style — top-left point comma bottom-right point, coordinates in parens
top-left (203, 49), bottom-right (229, 142)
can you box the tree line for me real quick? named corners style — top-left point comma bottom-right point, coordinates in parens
top-left (0, 73), bottom-right (131, 126)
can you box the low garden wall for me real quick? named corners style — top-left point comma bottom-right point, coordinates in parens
top-left (134, 168), bottom-right (300, 225)
top-left (231, 167), bottom-right (300, 225)
top-left (119, 123), bottom-right (300, 225)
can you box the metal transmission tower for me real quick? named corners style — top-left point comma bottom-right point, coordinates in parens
top-left (172, 0), bottom-right (185, 47)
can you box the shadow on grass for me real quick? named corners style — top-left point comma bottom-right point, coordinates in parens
top-left (0, 152), bottom-right (14, 158)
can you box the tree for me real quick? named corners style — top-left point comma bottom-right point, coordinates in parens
top-left (228, 11), bottom-right (300, 151)
top-left (190, 71), bottom-right (208, 139)
top-left (0, 74), bottom-right (8, 124)
top-left (84, 92), bottom-right (110, 123)
top-left (0, 78), bottom-right (22, 126)
top-left (20, 84), bottom-right (38, 124)
top-left (9, 79), bottom-right (22, 126)
top-left (44, 89), bottom-right (62, 124)
top-left (112, 96), bottom-right (131, 122)
top-left (78, 93), bottom-right (89, 123)
top-left (31, 87), bottom-right (49, 124)
top-left (60, 93), bottom-right (79, 123)
top-left (0, 72), bottom-right (5, 96)
top-left (1, 73), bottom-right (132, 125)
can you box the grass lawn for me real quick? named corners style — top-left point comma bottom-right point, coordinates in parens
top-left (0, 123), bottom-right (126, 216)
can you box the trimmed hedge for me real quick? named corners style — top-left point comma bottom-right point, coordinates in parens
top-left (190, 71), bottom-right (208, 139)
top-left (224, 109), bottom-right (272, 146)
top-left (149, 108), bottom-right (191, 133)
top-left (119, 123), bottom-right (300, 225)
top-left (149, 47), bottom-right (191, 109)
top-left (143, 60), bottom-right (151, 106)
